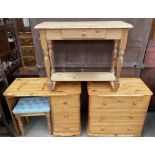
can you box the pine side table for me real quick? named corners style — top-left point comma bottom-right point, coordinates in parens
top-left (35, 21), bottom-right (133, 91)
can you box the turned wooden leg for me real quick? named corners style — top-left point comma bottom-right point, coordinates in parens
top-left (48, 40), bottom-right (55, 91)
top-left (43, 49), bottom-right (53, 91)
top-left (46, 112), bottom-right (52, 134)
top-left (114, 47), bottom-right (125, 90)
top-left (16, 116), bottom-right (25, 136)
top-left (114, 29), bottom-right (128, 91)
top-left (111, 40), bottom-right (119, 73)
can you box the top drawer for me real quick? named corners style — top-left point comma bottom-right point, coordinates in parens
top-left (89, 96), bottom-right (150, 110)
top-left (51, 94), bottom-right (80, 109)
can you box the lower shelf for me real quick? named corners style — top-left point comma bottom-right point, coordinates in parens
top-left (51, 72), bottom-right (115, 82)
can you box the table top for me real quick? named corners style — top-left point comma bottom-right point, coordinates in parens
top-left (3, 78), bottom-right (81, 97)
top-left (88, 78), bottom-right (152, 96)
top-left (35, 21), bottom-right (133, 29)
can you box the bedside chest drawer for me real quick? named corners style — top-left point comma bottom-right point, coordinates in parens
top-left (88, 123), bottom-right (143, 134)
top-left (53, 109), bottom-right (80, 123)
top-left (89, 96), bottom-right (149, 110)
top-left (54, 123), bottom-right (80, 132)
top-left (52, 95), bottom-right (80, 109)
top-left (89, 110), bottom-right (146, 123)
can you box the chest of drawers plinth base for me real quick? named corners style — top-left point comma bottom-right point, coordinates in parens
top-left (51, 82), bottom-right (81, 136)
top-left (88, 78), bottom-right (152, 137)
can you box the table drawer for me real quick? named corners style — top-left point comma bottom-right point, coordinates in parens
top-left (62, 29), bottom-right (106, 39)
top-left (88, 123), bottom-right (143, 134)
top-left (54, 123), bottom-right (80, 132)
top-left (51, 95), bottom-right (80, 109)
top-left (89, 96), bottom-right (149, 110)
top-left (89, 110), bottom-right (146, 123)
top-left (53, 109), bottom-right (80, 123)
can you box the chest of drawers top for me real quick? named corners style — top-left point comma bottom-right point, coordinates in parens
top-left (88, 78), bottom-right (152, 97)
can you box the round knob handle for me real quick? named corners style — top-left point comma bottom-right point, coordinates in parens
top-left (129, 115), bottom-right (134, 119)
top-left (99, 114), bottom-right (105, 121)
top-left (81, 32), bottom-right (86, 36)
top-left (133, 102), bottom-right (137, 105)
top-left (95, 30), bottom-right (99, 33)
top-left (101, 127), bottom-right (105, 131)
top-left (128, 127), bottom-right (132, 131)
top-left (63, 101), bottom-right (68, 105)
top-left (64, 126), bottom-right (69, 129)
top-left (103, 102), bottom-right (107, 106)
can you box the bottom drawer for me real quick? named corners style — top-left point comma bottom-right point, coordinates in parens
top-left (88, 123), bottom-right (143, 134)
top-left (54, 123), bottom-right (80, 132)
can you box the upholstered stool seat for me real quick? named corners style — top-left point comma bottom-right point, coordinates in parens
top-left (13, 97), bottom-right (50, 114)
top-left (13, 97), bottom-right (52, 136)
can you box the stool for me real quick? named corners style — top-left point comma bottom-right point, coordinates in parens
top-left (13, 97), bottom-right (52, 136)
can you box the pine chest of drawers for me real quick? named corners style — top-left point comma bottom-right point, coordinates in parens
top-left (51, 82), bottom-right (81, 136)
top-left (87, 78), bottom-right (152, 136)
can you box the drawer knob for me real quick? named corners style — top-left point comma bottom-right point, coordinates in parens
top-left (129, 115), bottom-right (134, 119)
top-left (99, 114), bottom-right (105, 121)
top-left (81, 32), bottom-right (86, 36)
top-left (133, 102), bottom-right (137, 105)
top-left (64, 126), bottom-right (69, 129)
top-left (128, 127), bottom-right (132, 131)
top-left (103, 102), bottom-right (107, 106)
top-left (63, 102), bottom-right (68, 105)
top-left (95, 30), bottom-right (99, 33)
top-left (64, 113), bottom-right (68, 118)
top-left (101, 127), bottom-right (105, 131)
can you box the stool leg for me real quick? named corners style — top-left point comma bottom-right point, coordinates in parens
top-left (46, 112), bottom-right (52, 134)
top-left (16, 116), bottom-right (25, 136)
top-left (25, 117), bottom-right (30, 124)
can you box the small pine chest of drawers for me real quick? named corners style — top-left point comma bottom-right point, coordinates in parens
top-left (88, 78), bottom-right (152, 136)
top-left (51, 82), bottom-right (81, 136)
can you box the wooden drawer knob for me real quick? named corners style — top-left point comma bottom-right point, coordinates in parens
top-left (100, 127), bottom-right (105, 131)
top-left (95, 30), bottom-right (99, 33)
top-left (64, 126), bottom-right (69, 129)
top-left (63, 101), bottom-right (68, 105)
top-left (128, 127), bottom-right (132, 131)
top-left (102, 102), bottom-right (107, 106)
top-left (129, 115), bottom-right (134, 119)
top-left (99, 114), bottom-right (105, 121)
top-left (132, 102), bottom-right (137, 105)
top-left (81, 32), bottom-right (86, 36)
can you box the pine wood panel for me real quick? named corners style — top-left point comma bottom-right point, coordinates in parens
top-left (35, 21), bottom-right (133, 29)
top-left (3, 78), bottom-right (81, 97)
top-left (51, 72), bottom-right (115, 82)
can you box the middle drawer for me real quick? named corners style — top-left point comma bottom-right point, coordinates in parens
top-left (89, 110), bottom-right (146, 123)
top-left (53, 109), bottom-right (80, 123)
